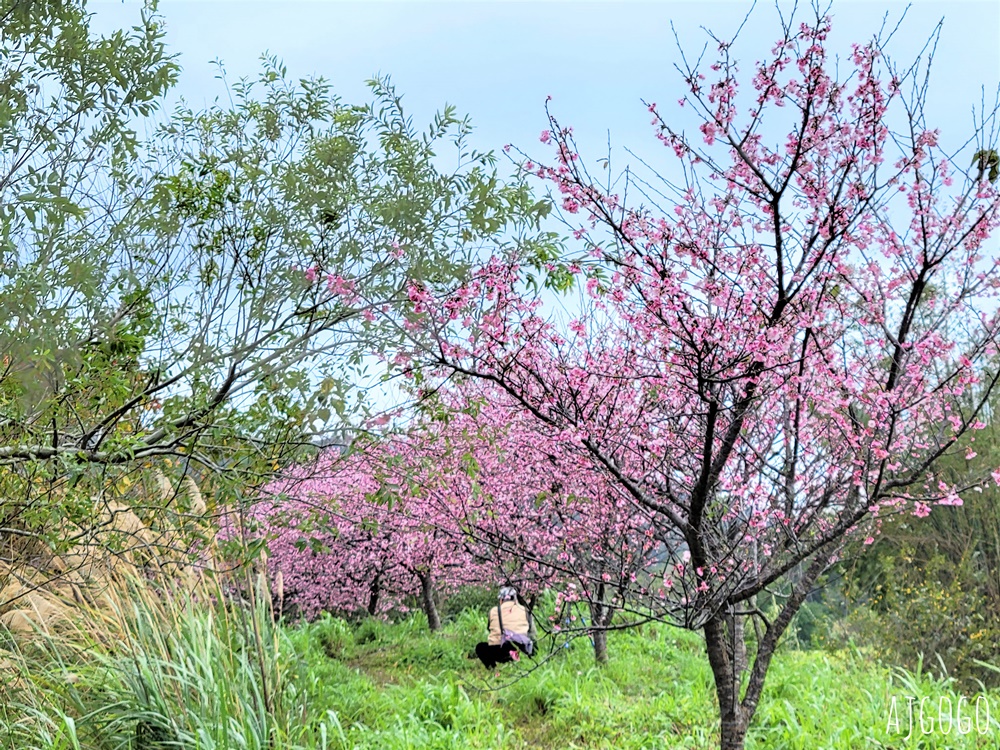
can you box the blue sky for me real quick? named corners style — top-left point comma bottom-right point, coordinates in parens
top-left (92, 1), bottom-right (1000, 174)
top-left (86, 1), bottom-right (1000, 416)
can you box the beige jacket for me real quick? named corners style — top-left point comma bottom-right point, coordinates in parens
top-left (487, 601), bottom-right (530, 646)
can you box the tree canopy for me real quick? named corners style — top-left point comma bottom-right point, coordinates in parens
top-left (0, 0), bottom-right (554, 609)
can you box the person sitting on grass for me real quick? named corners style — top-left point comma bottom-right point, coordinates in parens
top-left (473, 586), bottom-right (533, 671)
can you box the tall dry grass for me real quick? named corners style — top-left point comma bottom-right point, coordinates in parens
top-left (0, 468), bottom-right (351, 750)
top-left (1, 470), bottom-right (211, 637)
top-left (0, 565), bottom-right (349, 750)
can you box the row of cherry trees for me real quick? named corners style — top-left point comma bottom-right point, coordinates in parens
top-left (241, 395), bottom-right (664, 661)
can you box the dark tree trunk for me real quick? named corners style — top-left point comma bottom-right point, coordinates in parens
top-left (592, 625), bottom-right (609, 664)
top-left (525, 594), bottom-right (538, 643)
top-left (366, 574), bottom-right (381, 616)
top-left (704, 552), bottom-right (832, 750)
top-left (704, 615), bottom-right (749, 750)
top-left (418, 571), bottom-right (441, 631)
top-left (588, 583), bottom-right (612, 664)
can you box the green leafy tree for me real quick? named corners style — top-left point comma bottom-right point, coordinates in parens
top-left (0, 0), bottom-right (554, 607)
top-left (0, 0), bottom-right (179, 584)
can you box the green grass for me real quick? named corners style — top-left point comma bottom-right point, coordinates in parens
top-left (280, 611), bottom-right (1000, 749)
top-left (3, 588), bottom-right (1000, 749)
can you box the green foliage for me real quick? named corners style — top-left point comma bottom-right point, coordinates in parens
top-left (973, 149), bottom-right (1000, 183)
top-left (0, 575), bottom-right (323, 750)
top-left (0, 0), bottom-right (554, 609)
top-left (841, 535), bottom-right (1000, 690)
top-left (6, 593), bottom-right (1000, 750)
top-left (0, 0), bottom-right (185, 591)
top-left (438, 585), bottom-right (497, 621)
top-left (838, 409), bottom-right (1000, 690)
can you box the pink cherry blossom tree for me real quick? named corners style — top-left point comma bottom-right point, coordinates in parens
top-left (393, 390), bottom-right (667, 663)
top-left (407, 7), bottom-right (1000, 748)
top-left (250, 383), bottom-right (667, 660)
top-left (242, 443), bottom-right (488, 628)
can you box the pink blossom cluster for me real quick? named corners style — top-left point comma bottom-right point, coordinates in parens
top-left (228, 385), bottom-right (677, 626)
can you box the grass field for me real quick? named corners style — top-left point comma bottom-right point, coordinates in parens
top-left (288, 611), bottom-right (1000, 749)
top-left (2, 588), bottom-right (998, 750)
